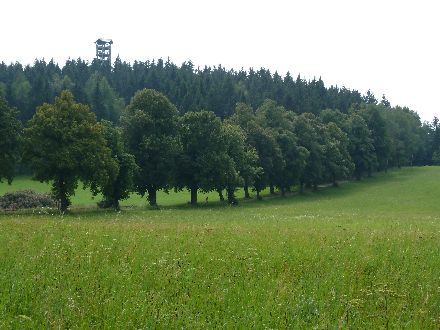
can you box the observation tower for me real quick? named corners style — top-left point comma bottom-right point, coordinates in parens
top-left (95, 38), bottom-right (113, 64)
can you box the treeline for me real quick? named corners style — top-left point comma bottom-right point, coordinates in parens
top-left (1, 57), bottom-right (374, 123)
top-left (1, 87), bottom-right (439, 212)
top-left (1, 57), bottom-right (440, 211)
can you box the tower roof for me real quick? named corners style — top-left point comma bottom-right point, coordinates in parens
top-left (95, 38), bottom-right (113, 45)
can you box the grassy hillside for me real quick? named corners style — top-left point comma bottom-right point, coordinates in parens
top-left (1, 167), bottom-right (440, 328)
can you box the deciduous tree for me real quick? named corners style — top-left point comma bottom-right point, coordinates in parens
top-left (221, 123), bottom-right (260, 204)
top-left (23, 90), bottom-right (117, 211)
top-left (256, 100), bottom-right (308, 196)
top-left (99, 120), bottom-right (138, 210)
top-left (347, 113), bottom-right (376, 180)
top-left (177, 111), bottom-right (230, 204)
top-left (322, 122), bottom-right (354, 186)
top-left (121, 89), bottom-right (180, 206)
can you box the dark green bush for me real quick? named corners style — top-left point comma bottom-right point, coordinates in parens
top-left (0, 190), bottom-right (56, 210)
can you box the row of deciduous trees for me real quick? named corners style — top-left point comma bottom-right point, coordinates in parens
top-left (0, 86), bottom-right (436, 211)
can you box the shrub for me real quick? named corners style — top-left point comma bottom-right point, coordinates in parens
top-left (0, 190), bottom-right (56, 210)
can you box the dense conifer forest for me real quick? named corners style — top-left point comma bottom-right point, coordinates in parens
top-left (1, 57), bottom-right (440, 210)
top-left (1, 57), bottom-right (368, 122)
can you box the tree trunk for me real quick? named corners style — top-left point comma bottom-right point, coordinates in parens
top-left (190, 186), bottom-right (198, 205)
top-left (244, 183), bottom-right (251, 199)
top-left (111, 186), bottom-right (120, 210)
top-left (60, 193), bottom-right (69, 212)
top-left (281, 187), bottom-right (285, 197)
top-left (313, 182), bottom-right (318, 191)
top-left (56, 178), bottom-right (69, 212)
top-left (256, 189), bottom-right (262, 200)
top-left (113, 199), bottom-right (120, 211)
top-left (332, 174), bottom-right (338, 187)
top-left (227, 187), bottom-right (237, 205)
top-left (217, 189), bottom-right (224, 201)
top-left (299, 181), bottom-right (304, 194)
top-left (147, 187), bottom-right (157, 207)
top-left (270, 185), bottom-right (275, 195)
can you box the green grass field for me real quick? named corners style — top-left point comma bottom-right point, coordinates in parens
top-left (1, 167), bottom-right (440, 328)
top-left (0, 176), bottom-right (264, 208)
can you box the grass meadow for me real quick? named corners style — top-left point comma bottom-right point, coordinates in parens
top-left (1, 167), bottom-right (440, 328)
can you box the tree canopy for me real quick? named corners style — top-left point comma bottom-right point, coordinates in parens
top-left (177, 111), bottom-right (229, 204)
top-left (121, 88), bottom-right (180, 206)
top-left (99, 120), bottom-right (138, 210)
top-left (23, 90), bottom-right (118, 211)
top-left (0, 96), bottom-right (21, 183)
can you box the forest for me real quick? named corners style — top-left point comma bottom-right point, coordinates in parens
top-left (1, 57), bottom-right (440, 211)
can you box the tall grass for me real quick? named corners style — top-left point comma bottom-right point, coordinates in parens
top-left (1, 167), bottom-right (440, 328)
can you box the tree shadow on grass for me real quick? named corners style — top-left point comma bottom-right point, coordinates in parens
top-left (1, 167), bottom-right (420, 217)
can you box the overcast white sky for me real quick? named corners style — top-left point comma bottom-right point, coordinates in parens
top-left (1, 0), bottom-right (439, 121)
